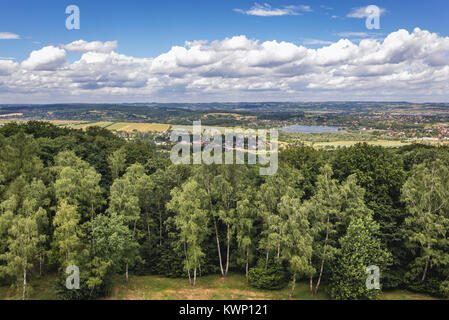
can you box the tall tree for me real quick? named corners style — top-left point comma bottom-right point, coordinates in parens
top-left (0, 215), bottom-right (43, 299)
top-left (328, 215), bottom-right (391, 300)
top-left (107, 164), bottom-right (144, 282)
top-left (236, 187), bottom-right (258, 281)
top-left (306, 164), bottom-right (341, 296)
top-left (108, 147), bottom-right (127, 181)
top-left (53, 150), bottom-right (103, 223)
top-left (257, 165), bottom-right (302, 267)
top-left (213, 165), bottom-right (245, 277)
top-left (332, 143), bottom-right (406, 288)
top-left (401, 160), bottom-right (449, 282)
top-left (168, 179), bottom-right (209, 286)
top-left (52, 200), bottom-right (82, 267)
top-left (278, 194), bottom-right (314, 298)
top-left (194, 165), bottom-right (226, 277)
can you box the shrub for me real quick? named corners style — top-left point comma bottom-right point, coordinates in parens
top-left (248, 261), bottom-right (287, 290)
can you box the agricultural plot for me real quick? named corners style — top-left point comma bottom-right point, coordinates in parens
top-left (106, 122), bottom-right (170, 132)
top-left (47, 121), bottom-right (170, 132)
top-left (309, 140), bottom-right (409, 148)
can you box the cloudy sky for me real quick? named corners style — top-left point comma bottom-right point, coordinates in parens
top-left (1, 0), bottom-right (449, 103)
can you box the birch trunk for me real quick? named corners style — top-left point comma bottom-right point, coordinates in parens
top-left (314, 215), bottom-right (330, 296)
top-left (213, 217), bottom-right (225, 276)
top-left (225, 224), bottom-right (230, 277)
top-left (193, 267), bottom-right (197, 287)
top-left (309, 258), bottom-right (313, 295)
top-left (422, 243), bottom-right (431, 282)
top-left (23, 267), bottom-right (27, 300)
top-left (125, 263), bottom-right (129, 283)
top-left (309, 276), bottom-right (314, 295)
top-left (289, 273), bottom-right (296, 298)
top-left (39, 252), bottom-right (44, 277)
top-left (184, 241), bottom-right (191, 286)
top-left (245, 248), bottom-right (249, 282)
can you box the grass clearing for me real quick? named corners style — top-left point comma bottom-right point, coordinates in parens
top-left (379, 289), bottom-right (440, 300)
top-left (106, 273), bottom-right (328, 300)
top-left (0, 274), bottom-right (58, 300)
top-left (0, 273), bottom-right (442, 300)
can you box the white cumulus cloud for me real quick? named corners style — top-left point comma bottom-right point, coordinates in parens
top-left (21, 46), bottom-right (66, 71)
top-left (0, 60), bottom-right (19, 75)
top-left (63, 40), bottom-right (118, 53)
top-left (2, 28), bottom-right (449, 103)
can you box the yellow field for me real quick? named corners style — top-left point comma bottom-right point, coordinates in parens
top-left (308, 140), bottom-right (408, 148)
top-left (18, 120), bottom-right (171, 133)
top-left (202, 113), bottom-right (257, 121)
top-left (106, 122), bottom-right (170, 132)
top-left (47, 120), bottom-right (87, 125)
top-left (66, 122), bottom-right (114, 130)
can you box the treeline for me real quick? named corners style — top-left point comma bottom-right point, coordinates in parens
top-left (0, 121), bottom-right (448, 300)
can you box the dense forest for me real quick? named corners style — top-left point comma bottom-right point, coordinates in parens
top-left (0, 121), bottom-right (448, 300)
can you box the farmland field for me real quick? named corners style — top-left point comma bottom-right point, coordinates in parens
top-left (309, 140), bottom-right (409, 148)
top-left (45, 121), bottom-right (171, 132)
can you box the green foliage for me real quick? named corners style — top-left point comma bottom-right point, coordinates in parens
top-left (401, 159), bottom-right (449, 296)
top-left (328, 216), bottom-right (392, 300)
top-left (0, 121), bottom-right (448, 300)
top-left (248, 260), bottom-right (287, 290)
top-left (332, 143), bottom-right (406, 288)
top-left (167, 178), bottom-right (210, 285)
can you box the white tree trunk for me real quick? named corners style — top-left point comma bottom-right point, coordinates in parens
top-left (213, 218), bottom-right (225, 277)
top-left (193, 267), bottom-right (197, 287)
top-left (314, 216), bottom-right (330, 296)
top-left (289, 273), bottom-right (296, 298)
top-left (225, 224), bottom-right (230, 277)
top-left (125, 263), bottom-right (129, 283)
top-left (23, 267), bottom-right (27, 300)
top-left (422, 243), bottom-right (431, 282)
top-left (245, 248), bottom-right (249, 282)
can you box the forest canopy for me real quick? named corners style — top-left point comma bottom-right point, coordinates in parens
top-left (0, 121), bottom-right (448, 300)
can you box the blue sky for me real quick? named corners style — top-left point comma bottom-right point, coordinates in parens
top-left (2, 0), bottom-right (449, 61)
top-left (1, 1), bottom-right (449, 103)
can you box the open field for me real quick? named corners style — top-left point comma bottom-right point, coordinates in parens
top-left (59, 121), bottom-right (171, 133)
top-left (4, 120), bottom-right (172, 133)
top-left (308, 140), bottom-right (409, 148)
top-left (0, 273), bottom-right (442, 300)
top-left (1, 119), bottom-right (448, 149)
top-left (106, 274), bottom-right (328, 300)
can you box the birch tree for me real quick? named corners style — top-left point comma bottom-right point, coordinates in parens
top-left (0, 215), bottom-right (43, 299)
top-left (304, 164), bottom-right (340, 295)
top-left (168, 179), bottom-right (209, 286)
top-left (279, 194), bottom-right (314, 298)
top-left (236, 187), bottom-right (258, 281)
top-left (258, 165), bottom-right (302, 267)
top-left (107, 168), bottom-right (142, 282)
top-left (52, 200), bottom-right (82, 267)
top-left (401, 160), bottom-right (449, 282)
